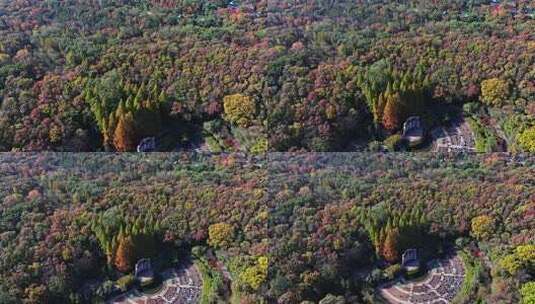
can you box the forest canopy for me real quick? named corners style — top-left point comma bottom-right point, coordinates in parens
top-left (0, 153), bottom-right (533, 303)
top-left (0, 0), bottom-right (533, 151)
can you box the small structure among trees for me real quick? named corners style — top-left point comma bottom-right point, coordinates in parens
top-left (401, 249), bottom-right (420, 272)
top-left (137, 137), bottom-right (157, 152)
top-left (401, 116), bottom-right (424, 146)
top-left (135, 258), bottom-right (154, 285)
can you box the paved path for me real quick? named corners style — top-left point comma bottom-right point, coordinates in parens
top-left (110, 263), bottom-right (202, 304)
top-left (379, 253), bottom-right (465, 304)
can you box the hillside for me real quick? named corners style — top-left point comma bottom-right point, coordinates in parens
top-left (0, 1), bottom-right (533, 152)
top-left (0, 153), bottom-right (533, 303)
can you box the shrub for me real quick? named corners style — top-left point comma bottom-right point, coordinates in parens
top-left (250, 137), bottom-right (268, 154)
top-left (463, 102), bottom-right (480, 115)
top-left (406, 267), bottom-right (421, 278)
top-left (384, 264), bottom-right (402, 280)
top-left (368, 140), bottom-right (383, 152)
top-left (95, 280), bottom-right (115, 298)
top-left (116, 275), bottom-right (135, 292)
top-left (384, 134), bottom-right (407, 151)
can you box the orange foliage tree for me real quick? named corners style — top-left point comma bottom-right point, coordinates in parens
top-left (113, 112), bottom-right (137, 152)
top-left (382, 228), bottom-right (400, 263)
top-left (115, 236), bottom-right (135, 272)
top-left (382, 92), bottom-right (403, 132)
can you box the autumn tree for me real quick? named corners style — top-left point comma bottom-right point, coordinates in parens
top-left (240, 256), bottom-right (269, 290)
top-left (113, 112), bottom-right (137, 152)
top-left (382, 91), bottom-right (403, 131)
top-left (24, 284), bottom-right (47, 304)
top-left (358, 67), bottom-right (426, 131)
top-left (382, 228), bottom-right (400, 263)
top-left (115, 236), bottom-right (135, 273)
top-left (208, 222), bottom-right (234, 249)
top-left (250, 137), bottom-right (268, 154)
top-left (499, 254), bottom-right (522, 275)
top-left (357, 59), bottom-right (393, 123)
top-left (223, 94), bottom-right (256, 127)
top-left (499, 244), bottom-right (535, 276)
top-left (521, 281), bottom-right (535, 304)
top-left (516, 244), bottom-right (535, 263)
top-left (518, 127), bottom-right (535, 153)
top-left (480, 78), bottom-right (510, 107)
top-left (471, 215), bottom-right (495, 240)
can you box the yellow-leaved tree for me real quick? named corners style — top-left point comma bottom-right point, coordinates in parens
top-left (470, 215), bottom-right (495, 240)
top-left (520, 281), bottom-right (535, 304)
top-left (223, 94), bottom-right (256, 127)
top-left (518, 127), bottom-right (535, 153)
top-left (500, 244), bottom-right (535, 276)
top-left (208, 222), bottom-right (234, 249)
top-left (480, 78), bottom-right (509, 107)
top-left (240, 256), bottom-right (268, 290)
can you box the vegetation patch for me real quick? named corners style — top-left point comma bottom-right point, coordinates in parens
top-left (453, 251), bottom-right (484, 304)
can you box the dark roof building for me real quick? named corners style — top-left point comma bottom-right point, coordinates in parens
top-left (402, 116), bottom-right (424, 146)
top-left (135, 258), bottom-right (154, 285)
top-left (137, 137), bottom-right (157, 152)
top-left (402, 249), bottom-right (420, 272)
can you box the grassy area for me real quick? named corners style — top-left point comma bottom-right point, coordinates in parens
top-left (453, 251), bottom-right (484, 304)
top-left (229, 285), bottom-right (243, 304)
top-left (140, 279), bottom-right (164, 295)
top-left (467, 117), bottom-right (498, 152)
top-left (494, 108), bottom-right (534, 152)
top-left (204, 135), bottom-right (224, 152)
top-left (194, 256), bottom-right (225, 304)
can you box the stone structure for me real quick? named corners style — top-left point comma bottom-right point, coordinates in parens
top-left (402, 249), bottom-right (420, 272)
top-left (136, 137), bottom-right (157, 152)
top-left (135, 259), bottom-right (154, 284)
top-left (402, 116), bottom-right (424, 146)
